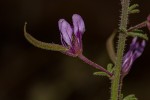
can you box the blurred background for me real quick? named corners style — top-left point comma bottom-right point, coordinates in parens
top-left (0, 0), bottom-right (150, 100)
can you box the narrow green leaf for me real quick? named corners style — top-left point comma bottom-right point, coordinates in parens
top-left (93, 72), bottom-right (110, 77)
top-left (24, 22), bottom-right (68, 51)
top-left (132, 29), bottom-right (144, 33)
top-left (128, 4), bottom-right (139, 11)
top-left (106, 30), bottom-right (117, 64)
top-left (128, 4), bottom-right (140, 14)
top-left (123, 94), bottom-right (137, 100)
top-left (128, 32), bottom-right (148, 40)
top-left (129, 9), bottom-right (140, 14)
top-left (107, 63), bottom-right (113, 73)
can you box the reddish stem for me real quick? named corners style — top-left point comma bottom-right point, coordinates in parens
top-left (128, 21), bottom-right (147, 32)
top-left (78, 54), bottom-right (113, 77)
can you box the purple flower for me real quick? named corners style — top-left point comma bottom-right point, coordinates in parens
top-left (147, 15), bottom-right (150, 31)
top-left (58, 14), bottom-right (85, 57)
top-left (122, 37), bottom-right (146, 76)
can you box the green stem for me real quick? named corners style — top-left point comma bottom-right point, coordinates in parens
top-left (110, 0), bottom-right (130, 100)
top-left (111, 34), bottom-right (127, 100)
top-left (118, 76), bottom-right (124, 100)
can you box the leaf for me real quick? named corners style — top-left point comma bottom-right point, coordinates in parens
top-left (106, 30), bottom-right (117, 64)
top-left (129, 9), bottom-right (140, 14)
top-left (123, 94), bottom-right (138, 100)
top-left (24, 22), bottom-right (68, 51)
top-left (128, 32), bottom-right (148, 40)
top-left (93, 72), bottom-right (109, 77)
top-left (128, 4), bottom-right (140, 14)
top-left (132, 29), bottom-right (144, 33)
top-left (107, 63), bottom-right (114, 73)
top-left (128, 4), bottom-right (139, 11)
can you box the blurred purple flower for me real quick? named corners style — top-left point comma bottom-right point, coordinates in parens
top-left (147, 15), bottom-right (150, 31)
top-left (58, 14), bottom-right (85, 57)
top-left (122, 37), bottom-right (146, 76)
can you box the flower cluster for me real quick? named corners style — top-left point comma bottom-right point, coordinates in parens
top-left (58, 14), bottom-right (85, 57)
top-left (58, 14), bottom-right (148, 77)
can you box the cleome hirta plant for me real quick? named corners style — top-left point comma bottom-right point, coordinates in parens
top-left (24, 0), bottom-right (150, 100)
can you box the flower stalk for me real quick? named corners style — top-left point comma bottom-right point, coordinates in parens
top-left (78, 54), bottom-right (113, 77)
top-left (128, 21), bottom-right (147, 32)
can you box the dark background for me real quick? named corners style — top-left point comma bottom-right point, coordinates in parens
top-left (0, 0), bottom-right (150, 100)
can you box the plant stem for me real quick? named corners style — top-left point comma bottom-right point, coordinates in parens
top-left (78, 54), bottom-right (113, 77)
top-left (118, 76), bottom-right (124, 99)
top-left (111, 34), bottom-right (127, 100)
top-left (111, 0), bottom-right (130, 100)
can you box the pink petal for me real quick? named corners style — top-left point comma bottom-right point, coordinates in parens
top-left (58, 19), bottom-right (73, 46)
top-left (72, 14), bottom-right (85, 36)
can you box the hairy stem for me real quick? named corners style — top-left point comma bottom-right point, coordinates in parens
top-left (118, 76), bottom-right (124, 99)
top-left (78, 54), bottom-right (113, 77)
top-left (111, 0), bottom-right (130, 100)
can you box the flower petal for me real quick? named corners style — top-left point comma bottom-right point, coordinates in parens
top-left (58, 19), bottom-right (73, 46)
top-left (72, 14), bottom-right (85, 36)
top-left (132, 40), bottom-right (146, 61)
top-left (130, 37), bottom-right (137, 50)
top-left (122, 38), bottom-right (146, 76)
top-left (122, 52), bottom-right (133, 74)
